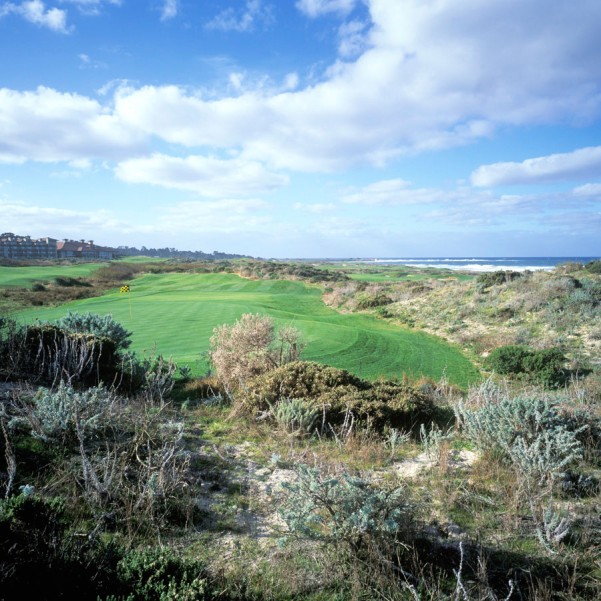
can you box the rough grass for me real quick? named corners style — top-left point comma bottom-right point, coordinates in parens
top-left (0, 263), bottom-right (106, 288)
top-left (14, 272), bottom-right (479, 387)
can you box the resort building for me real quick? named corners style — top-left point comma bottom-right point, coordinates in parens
top-left (0, 233), bottom-right (115, 260)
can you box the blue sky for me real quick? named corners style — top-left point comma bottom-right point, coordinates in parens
top-left (1, 0), bottom-right (601, 258)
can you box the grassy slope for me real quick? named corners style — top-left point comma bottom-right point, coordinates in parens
top-left (15, 272), bottom-right (479, 387)
top-left (0, 263), bottom-right (106, 288)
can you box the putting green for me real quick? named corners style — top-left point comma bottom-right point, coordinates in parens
top-left (14, 272), bottom-right (479, 386)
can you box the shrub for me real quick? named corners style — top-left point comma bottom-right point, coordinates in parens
top-left (486, 345), bottom-right (531, 375)
top-left (585, 260), bottom-right (601, 274)
top-left (26, 381), bottom-right (118, 446)
top-left (477, 271), bottom-right (522, 290)
top-left (245, 361), bottom-right (434, 431)
top-left (355, 292), bottom-right (393, 310)
top-left (209, 313), bottom-right (304, 398)
top-left (55, 310), bottom-right (132, 351)
top-left (280, 464), bottom-right (412, 556)
top-left (487, 344), bottom-right (566, 386)
top-left (273, 398), bottom-right (320, 435)
top-left (455, 396), bottom-right (586, 485)
top-left (246, 361), bottom-right (366, 408)
top-left (54, 276), bottom-right (91, 287)
top-left (112, 547), bottom-right (208, 601)
top-left (2, 323), bottom-right (120, 387)
top-left (522, 348), bottom-right (566, 386)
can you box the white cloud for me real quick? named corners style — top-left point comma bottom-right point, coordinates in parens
top-left (0, 0), bottom-right (69, 32)
top-left (293, 202), bottom-right (336, 213)
top-left (573, 183), bottom-right (601, 197)
top-left (471, 146), bottom-right (601, 187)
top-left (337, 20), bottom-right (369, 58)
top-left (341, 178), bottom-right (465, 206)
top-left (160, 0), bottom-right (178, 21)
top-left (0, 199), bottom-right (125, 233)
top-left (114, 153), bottom-right (289, 197)
top-left (3, 0), bottom-right (601, 174)
top-left (112, 0), bottom-right (601, 172)
top-left (205, 0), bottom-right (273, 33)
top-left (296, 0), bottom-right (357, 18)
top-left (157, 199), bottom-right (272, 234)
top-left (59, 0), bottom-right (121, 15)
top-left (0, 86), bottom-right (146, 162)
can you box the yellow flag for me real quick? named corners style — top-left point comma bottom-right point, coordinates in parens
top-left (120, 285), bottom-right (130, 293)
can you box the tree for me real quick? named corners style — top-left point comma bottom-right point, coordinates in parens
top-left (209, 313), bottom-right (303, 398)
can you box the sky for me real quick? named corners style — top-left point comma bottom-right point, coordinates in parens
top-left (1, 0), bottom-right (601, 258)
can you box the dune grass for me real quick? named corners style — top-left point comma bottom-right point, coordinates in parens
top-left (14, 272), bottom-right (479, 387)
top-left (0, 263), bottom-right (106, 288)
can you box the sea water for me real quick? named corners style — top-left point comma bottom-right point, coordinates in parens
top-left (358, 257), bottom-right (600, 272)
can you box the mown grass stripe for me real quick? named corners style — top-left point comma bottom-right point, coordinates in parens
top-left (14, 272), bottom-right (480, 387)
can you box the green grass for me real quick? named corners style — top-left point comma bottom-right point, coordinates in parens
top-left (14, 272), bottom-right (480, 387)
top-left (0, 263), bottom-right (106, 288)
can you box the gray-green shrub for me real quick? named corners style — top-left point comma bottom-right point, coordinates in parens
top-left (25, 381), bottom-right (117, 446)
top-left (280, 464), bottom-right (411, 555)
top-left (455, 396), bottom-right (586, 485)
top-left (55, 310), bottom-right (132, 351)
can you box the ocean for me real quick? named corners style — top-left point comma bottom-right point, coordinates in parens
top-left (356, 257), bottom-right (600, 272)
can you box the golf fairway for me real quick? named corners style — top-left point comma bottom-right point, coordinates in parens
top-left (15, 272), bottom-right (479, 387)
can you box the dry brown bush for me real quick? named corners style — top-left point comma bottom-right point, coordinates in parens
top-left (209, 313), bottom-right (304, 398)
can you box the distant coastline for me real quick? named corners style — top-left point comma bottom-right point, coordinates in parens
top-left (348, 257), bottom-right (601, 272)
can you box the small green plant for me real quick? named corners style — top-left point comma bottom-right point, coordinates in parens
top-left (111, 546), bottom-right (208, 600)
top-left (273, 397), bottom-right (320, 435)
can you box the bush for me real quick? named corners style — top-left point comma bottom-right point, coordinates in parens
top-left (209, 313), bottom-right (304, 398)
top-left (487, 344), bottom-right (566, 386)
top-left (355, 292), bottom-right (393, 310)
top-left (245, 361), bottom-right (435, 431)
top-left (280, 464), bottom-right (412, 556)
top-left (3, 323), bottom-right (120, 387)
top-left (112, 547), bottom-right (208, 601)
top-left (455, 396), bottom-right (586, 485)
top-left (477, 271), bottom-right (522, 290)
top-left (273, 398), bottom-right (320, 435)
top-left (55, 310), bottom-right (132, 351)
top-left (487, 345), bottom-right (531, 375)
top-left (585, 260), bottom-right (601, 274)
top-left (26, 381), bottom-right (117, 446)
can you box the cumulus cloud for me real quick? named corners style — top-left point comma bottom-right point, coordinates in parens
top-left (0, 86), bottom-right (146, 162)
top-left (205, 0), bottom-right (273, 33)
top-left (113, 0), bottom-right (601, 172)
top-left (0, 0), bottom-right (69, 32)
top-left (114, 153), bottom-right (289, 197)
top-left (4, 0), bottom-right (601, 174)
top-left (296, 0), bottom-right (357, 18)
top-left (471, 146), bottom-right (601, 187)
top-left (337, 19), bottom-right (370, 58)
